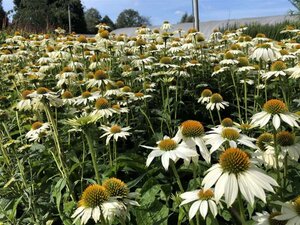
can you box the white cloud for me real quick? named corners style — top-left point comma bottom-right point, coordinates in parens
top-left (175, 10), bottom-right (185, 15)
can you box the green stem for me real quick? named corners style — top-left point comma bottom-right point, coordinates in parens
top-left (273, 130), bottom-right (281, 185)
top-left (283, 154), bottom-right (288, 198)
top-left (84, 130), bottom-right (101, 183)
top-left (237, 192), bottom-right (246, 225)
top-left (209, 109), bottom-right (216, 126)
top-left (230, 70), bottom-right (242, 123)
top-left (243, 75), bottom-right (248, 122)
top-left (139, 108), bottom-right (155, 135)
top-left (216, 110), bottom-right (222, 124)
top-left (170, 161), bottom-right (184, 192)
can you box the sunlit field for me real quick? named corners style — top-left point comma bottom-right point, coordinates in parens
top-left (0, 23), bottom-right (300, 225)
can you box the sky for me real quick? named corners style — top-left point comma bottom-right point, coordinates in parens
top-left (2, 0), bottom-right (295, 25)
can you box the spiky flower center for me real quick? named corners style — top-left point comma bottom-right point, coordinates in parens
top-left (77, 35), bottom-right (87, 43)
top-left (100, 30), bottom-right (109, 39)
top-left (110, 125), bottom-right (121, 134)
top-left (22, 90), bottom-right (33, 99)
top-left (62, 91), bottom-right (73, 99)
top-left (294, 196), bottom-right (300, 215)
top-left (271, 61), bottom-right (287, 71)
top-left (81, 91), bottom-right (92, 98)
top-left (79, 184), bottom-right (108, 208)
top-left (221, 118), bottom-right (233, 127)
top-left (221, 128), bottom-right (240, 141)
top-left (94, 70), bottom-right (108, 80)
top-left (62, 66), bottom-right (73, 72)
top-left (256, 133), bottom-right (273, 151)
top-left (201, 89), bottom-right (212, 97)
top-left (225, 52), bottom-right (234, 59)
top-left (135, 92), bottom-right (144, 98)
top-left (181, 120), bottom-right (204, 138)
top-left (258, 43), bottom-right (271, 49)
top-left (36, 87), bottom-right (49, 94)
top-left (160, 57), bottom-right (172, 64)
top-left (238, 57), bottom-right (249, 66)
top-left (103, 178), bottom-right (129, 197)
top-left (112, 104), bottom-right (121, 110)
top-left (122, 86), bottom-right (131, 92)
top-left (263, 99), bottom-right (288, 114)
top-left (268, 212), bottom-right (287, 225)
top-left (198, 189), bottom-right (214, 200)
top-left (32, 122), bottom-right (43, 130)
top-left (220, 148), bottom-right (250, 174)
top-left (116, 81), bottom-right (124, 88)
top-left (276, 131), bottom-right (295, 147)
top-left (158, 139), bottom-right (178, 151)
top-left (95, 98), bottom-right (109, 109)
top-left (210, 93), bottom-right (223, 103)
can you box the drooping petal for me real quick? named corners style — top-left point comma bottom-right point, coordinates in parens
top-left (214, 172), bottom-right (228, 203)
top-left (208, 200), bottom-right (218, 217)
top-left (272, 114), bottom-right (281, 130)
top-left (224, 173), bottom-right (238, 207)
top-left (199, 200), bottom-right (208, 219)
top-left (189, 200), bottom-right (201, 220)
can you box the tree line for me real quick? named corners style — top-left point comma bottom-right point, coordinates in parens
top-left (0, 0), bottom-right (198, 33)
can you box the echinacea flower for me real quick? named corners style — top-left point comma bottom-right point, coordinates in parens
top-left (174, 120), bottom-right (211, 164)
top-left (275, 196), bottom-right (300, 225)
top-left (25, 121), bottom-right (50, 142)
top-left (72, 184), bottom-right (123, 225)
top-left (86, 70), bottom-right (114, 88)
top-left (27, 87), bottom-right (62, 107)
top-left (277, 131), bottom-right (300, 161)
top-left (198, 89), bottom-right (212, 104)
top-left (91, 98), bottom-right (116, 118)
top-left (206, 93), bottom-right (229, 111)
top-left (141, 136), bottom-right (198, 171)
top-left (251, 99), bottom-right (299, 130)
top-left (100, 124), bottom-right (131, 145)
top-left (251, 43), bottom-right (281, 62)
top-left (180, 188), bottom-right (218, 220)
top-left (202, 147), bottom-right (278, 207)
top-left (261, 61), bottom-right (287, 80)
top-left (253, 211), bottom-right (288, 225)
top-left (204, 127), bottom-right (256, 153)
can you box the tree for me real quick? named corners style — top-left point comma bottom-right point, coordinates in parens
top-left (13, 0), bottom-right (87, 33)
top-left (101, 15), bottom-right (115, 30)
top-left (289, 0), bottom-right (300, 15)
top-left (85, 8), bottom-right (101, 33)
top-left (115, 9), bottom-right (150, 28)
top-left (0, 0), bottom-right (7, 29)
top-left (180, 12), bottom-right (194, 23)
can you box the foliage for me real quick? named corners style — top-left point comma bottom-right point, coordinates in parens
top-left (101, 15), bottom-right (116, 30)
top-left (180, 13), bottom-right (194, 23)
top-left (84, 8), bottom-right (101, 34)
top-left (12, 0), bottom-right (87, 33)
top-left (115, 9), bottom-right (151, 28)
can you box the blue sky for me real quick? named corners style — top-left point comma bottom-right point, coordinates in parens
top-left (3, 0), bottom-right (295, 25)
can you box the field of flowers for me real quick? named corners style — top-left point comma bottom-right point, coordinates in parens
top-left (0, 22), bottom-right (299, 225)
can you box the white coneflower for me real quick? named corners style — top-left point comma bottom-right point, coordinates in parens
top-left (141, 136), bottom-right (198, 171)
top-left (16, 90), bottom-right (33, 111)
top-left (253, 211), bottom-right (288, 225)
top-left (275, 196), bottom-right (300, 225)
top-left (100, 124), bottom-right (131, 145)
top-left (277, 131), bottom-right (300, 161)
top-left (86, 70), bottom-right (114, 88)
top-left (73, 91), bottom-right (101, 106)
top-left (251, 43), bottom-right (281, 62)
top-left (285, 63), bottom-right (300, 79)
top-left (174, 120), bottom-right (211, 164)
top-left (27, 87), bottom-right (62, 107)
top-left (204, 127), bottom-right (256, 153)
top-left (161, 21), bottom-right (172, 31)
top-left (180, 188), bottom-right (218, 220)
top-left (251, 99), bottom-right (299, 130)
top-left (206, 93), bottom-right (229, 111)
top-left (91, 97), bottom-right (116, 118)
top-left (25, 121), bottom-right (50, 142)
top-left (261, 61), bottom-right (287, 80)
top-left (72, 184), bottom-right (124, 225)
top-left (198, 89), bottom-right (212, 104)
top-left (202, 147), bottom-right (278, 207)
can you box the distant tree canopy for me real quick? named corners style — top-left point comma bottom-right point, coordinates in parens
top-left (13, 0), bottom-right (86, 33)
top-left (85, 8), bottom-right (101, 34)
top-left (0, 0), bottom-right (7, 29)
top-left (289, 0), bottom-right (300, 15)
top-left (180, 13), bottom-right (194, 23)
top-left (115, 9), bottom-right (150, 28)
top-left (101, 15), bottom-right (116, 30)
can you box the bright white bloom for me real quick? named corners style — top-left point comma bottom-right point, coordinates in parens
top-left (141, 136), bottom-right (199, 171)
top-left (251, 99), bottom-right (299, 130)
top-left (174, 120), bottom-right (211, 164)
top-left (253, 211), bottom-right (287, 225)
top-left (27, 87), bottom-right (62, 107)
top-left (100, 124), bottom-right (131, 145)
top-left (286, 64), bottom-right (300, 79)
top-left (277, 131), bottom-right (300, 161)
top-left (72, 184), bottom-right (125, 225)
top-left (204, 127), bottom-right (256, 153)
top-left (180, 189), bottom-right (218, 220)
top-left (206, 93), bottom-right (229, 111)
top-left (275, 196), bottom-right (300, 225)
top-left (202, 147), bottom-right (278, 207)
top-left (25, 122), bottom-right (50, 142)
top-left (251, 44), bottom-right (281, 62)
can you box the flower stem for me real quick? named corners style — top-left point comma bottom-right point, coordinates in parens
top-left (237, 192), bottom-right (246, 225)
top-left (170, 161), bottom-right (184, 192)
top-left (273, 130), bottom-right (281, 185)
top-left (230, 70), bottom-right (242, 123)
top-left (83, 130), bottom-right (101, 183)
